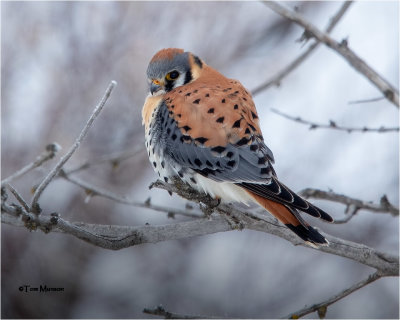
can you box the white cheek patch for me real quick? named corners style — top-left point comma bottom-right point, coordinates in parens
top-left (172, 75), bottom-right (187, 89)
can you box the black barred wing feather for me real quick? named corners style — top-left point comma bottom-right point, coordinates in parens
top-left (152, 101), bottom-right (333, 223)
top-left (152, 101), bottom-right (275, 183)
top-left (240, 179), bottom-right (334, 222)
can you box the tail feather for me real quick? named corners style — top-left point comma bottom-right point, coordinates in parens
top-left (240, 179), bottom-right (334, 222)
top-left (284, 224), bottom-right (328, 247)
top-left (247, 190), bottom-right (329, 246)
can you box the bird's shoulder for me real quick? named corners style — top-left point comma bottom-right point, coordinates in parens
top-left (163, 65), bottom-right (263, 148)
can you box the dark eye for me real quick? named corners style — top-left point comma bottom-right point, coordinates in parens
top-left (166, 70), bottom-right (179, 81)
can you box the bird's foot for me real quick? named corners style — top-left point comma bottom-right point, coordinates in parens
top-left (200, 197), bottom-right (221, 218)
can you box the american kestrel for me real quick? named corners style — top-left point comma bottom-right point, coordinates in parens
top-left (142, 48), bottom-right (334, 246)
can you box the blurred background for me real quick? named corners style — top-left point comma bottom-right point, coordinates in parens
top-left (1, 1), bottom-right (399, 318)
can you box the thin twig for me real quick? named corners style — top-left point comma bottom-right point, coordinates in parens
top-left (263, 1), bottom-right (399, 108)
top-left (271, 108), bottom-right (399, 133)
top-left (348, 96), bottom-right (386, 105)
top-left (252, 1), bottom-right (353, 95)
top-left (299, 188), bottom-right (399, 217)
top-left (64, 145), bottom-right (145, 175)
top-left (30, 81), bottom-right (117, 213)
top-left (1, 143), bottom-right (60, 186)
top-left (285, 272), bottom-right (382, 319)
top-left (143, 305), bottom-right (221, 319)
top-left (5, 184), bottom-right (30, 212)
top-left (332, 204), bottom-right (359, 224)
top-left (59, 171), bottom-right (202, 219)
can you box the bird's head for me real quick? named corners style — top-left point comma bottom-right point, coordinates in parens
top-left (146, 48), bottom-right (204, 96)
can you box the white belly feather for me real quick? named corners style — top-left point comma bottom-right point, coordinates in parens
top-left (187, 173), bottom-right (254, 205)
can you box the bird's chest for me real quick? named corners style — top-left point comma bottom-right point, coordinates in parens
top-left (144, 102), bottom-right (252, 204)
top-left (145, 115), bottom-right (174, 184)
top-left (144, 104), bottom-right (198, 186)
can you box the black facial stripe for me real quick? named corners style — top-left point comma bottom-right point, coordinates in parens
top-left (193, 55), bottom-right (203, 68)
top-left (165, 80), bottom-right (174, 92)
top-left (184, 70), bottom-right (193, 84)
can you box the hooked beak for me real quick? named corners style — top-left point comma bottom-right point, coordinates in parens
top-left (150, 81), bottom-right (162, 95)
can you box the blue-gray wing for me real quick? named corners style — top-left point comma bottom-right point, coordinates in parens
top-left (151, 101), bottom-right (275, 183)
top-left (150, 100), bottom-right (333, 223)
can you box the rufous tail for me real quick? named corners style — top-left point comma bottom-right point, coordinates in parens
top-left (248, 191), bottom-right (328, 246)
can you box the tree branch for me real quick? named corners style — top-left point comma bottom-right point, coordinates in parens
top-left (64, 145), bottom-right (145, 175)
top-left (330, 203), bottom-right (360, 224)
top-left (153, 180), bottom-right (399, 277)
top-left (285, 271), bottom-right (382, 319)
top-left (30, 81), bottom-right (117, 213)
top-left (58, 170), bottom-right (203, 219)
top-left (3, 181), bottom-right (398, 276)
top-left (299, 188), bottom-right (399, 217)
top-left (348, 95), bottom-right (386, 105)
top-left (143, 272), bottom-right (385, 319)
top-left (5, 184), bottom-right (30, 212)
top-left (271, 108), bottom-right (399, 133)
top-left (252, 1), bottom-right (353, 96)
top-left (1, 143), bottom-right (60, 186)
top-left (143, 305), bottom-right (221, 319)
top-left (1, 200), bottom-right (234, 250)
top-left (263, 1), bottom-right (399, 108)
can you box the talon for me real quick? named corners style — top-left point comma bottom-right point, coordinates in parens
top-left (208, 196), bottom-right (221, 209)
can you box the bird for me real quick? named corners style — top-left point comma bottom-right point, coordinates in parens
top-left (142, 48), bottom-right (334, 246)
